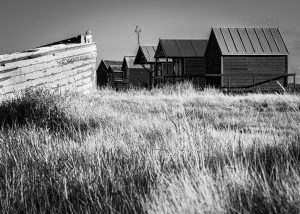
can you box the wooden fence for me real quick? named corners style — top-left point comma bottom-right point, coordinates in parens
top-left (154, 73), bottom-right (297, 90)
top-left (0, 31), bottom-right (97, 97)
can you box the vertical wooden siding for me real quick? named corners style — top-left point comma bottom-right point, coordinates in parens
top-left (128, 68), bottom-right (150, 87)
top-left (0, 40), bottom-right (97, 96)
top-left (222, 56), bottom-right (287, 87)
top-left (184, 57), bottom-right (206, 86)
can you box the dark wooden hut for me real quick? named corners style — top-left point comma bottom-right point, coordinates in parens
top-left (205, 28), bottom-right (290, 88)
top-left (134, 45), bottom-right (175, 88)
top-left (122, 56), bottom-right (150, 88)
top-left (96, 60), bottom-right (123, 87)
top-left (134, 46), bottom-right (156, 87)
top-left (154, 39), bottom-right (208, 86)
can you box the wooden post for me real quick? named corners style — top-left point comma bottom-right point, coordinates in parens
top-left (166, 58), bottom-right (168, 75)
top-left (294, 74), bottom-right (296, 89)
top-left (221, 56), bottom-right (223, 87)
top-left (166, 57), bottom-right (169, 83)
top-left (173, 58), bottom-right (175, 83)
top-left (285, 56), bottom-right (288, 87)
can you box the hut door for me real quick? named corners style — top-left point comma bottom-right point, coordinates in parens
top-left (174, 59), bottom-right (183, 76)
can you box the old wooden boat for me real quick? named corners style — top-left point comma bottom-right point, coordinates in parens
top-left (0, 31), bottom-right (97, 97)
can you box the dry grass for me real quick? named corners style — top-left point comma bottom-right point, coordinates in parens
top-left (0, 83), bottom-right (300, 213)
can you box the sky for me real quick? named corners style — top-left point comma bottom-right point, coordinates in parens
top-left (1, 0), bottom-right (300, 76)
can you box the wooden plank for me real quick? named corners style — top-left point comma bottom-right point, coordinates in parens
top-left (184, 57), bottom-right (206, 75)
top-left (0, 42), bottom-right (95, 63)
top-left (25, 76), bottom-right (92, 95)
top-left (52, 76), bottom-right (92, 92)
top-left (33, 66), bottom-right (94, 89)
top-left (0, 64), bottom-right (95, 94)
top-left (0, 57), bottom-right (96, 88)
top-left (77, 81), bottom-right (94, 93)
top-left (0, 47), bottom-right (97, 79)
top-left (0, 59), bottom-right (95, 90)
top-left (0, 44), bottom-right (97, 72)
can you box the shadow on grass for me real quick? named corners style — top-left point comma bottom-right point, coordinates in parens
top-left (0, 89), bottom-right (99, 138)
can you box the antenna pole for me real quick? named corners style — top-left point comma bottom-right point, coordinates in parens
top-left (135, 25), bottom-right (142, 46)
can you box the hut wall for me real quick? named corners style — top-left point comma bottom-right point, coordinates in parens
top-left (96, 61), bottom-right (109, 87)
top-left (205, 33), bottom-right (222, 87)
top-left (161, 62), bottom-right (174, 76)
top-left (222, 55), bottom-right (287, 87)
top-left (128, 68), bottom-right (150, 88)
top-left (184, 57), bottom-right (206, 86)
top-left (0, 35), bottom-right (97, 96)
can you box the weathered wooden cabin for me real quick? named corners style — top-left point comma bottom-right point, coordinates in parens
top-left (134, 46), bottom-right (157, 68)
top-left (154, 39), bottom-right (208, 86)
top-left (122, 56), bottom-right (150, 88)
top-left (134, 46), bottom-right (157, 87)
top-left (96, 60), bottom-right (123, 87)
top-left (0, 31), bottom-right (97, 96)
top-left (205, 28), bottom-right (290, 88)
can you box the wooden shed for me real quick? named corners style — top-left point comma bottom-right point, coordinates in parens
top-left (122, 56), bottom-right (150, 88)
top-left (154, 39), bottom-right (208, 86)
top-left (96, 60), bottom-right (123, 87)
top-left (134, 45), bottom-right (170, 88)
top-left (205, 28), bottom-right (290, 88)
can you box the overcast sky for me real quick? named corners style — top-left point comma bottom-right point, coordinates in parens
top-left (1, 0), bottom-right (300, 75)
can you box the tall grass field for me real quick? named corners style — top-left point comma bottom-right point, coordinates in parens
top-left (0, 83), bottom-right (300, 213)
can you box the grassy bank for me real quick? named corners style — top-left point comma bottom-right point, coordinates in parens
top-left (0, 84), bottom-right (300, 213)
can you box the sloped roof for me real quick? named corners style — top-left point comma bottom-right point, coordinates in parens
top-left (155, 39), bottom-right (208, 58)
top-left (134, 46), bottom-right (157, 64)
top-left (212, 28), bottom-right (289, 55)
top-left (122, 56), bottom-right (144, 70)
top-left (103, 60), bottom-right (123, 68)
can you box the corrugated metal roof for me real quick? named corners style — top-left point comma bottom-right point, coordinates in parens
top-left (141, 46), bottom-right (156, 62)
top-left (103, 60), bottom-right (123, 68)
top-left (156, 39), bottom-right (208, 58)
top-left (134, 46), bottom-right (157, 64)
top-left (212, 28), bottom-right (288, 55)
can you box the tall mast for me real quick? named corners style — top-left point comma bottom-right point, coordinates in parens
top-left (135, 25), bottom-right (142, 46)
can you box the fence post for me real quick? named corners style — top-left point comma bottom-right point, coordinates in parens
top-left (228, 75), bottom-right (230, 89)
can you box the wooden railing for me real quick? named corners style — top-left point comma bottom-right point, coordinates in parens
top-left (205, 73), bottom-right (296, 88)
top-left (154, 73), bottom-right (297, 89)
